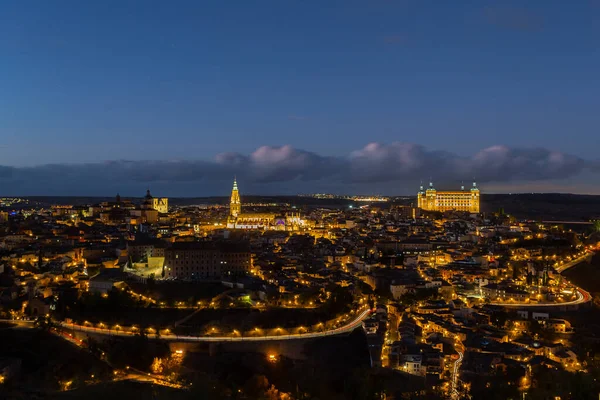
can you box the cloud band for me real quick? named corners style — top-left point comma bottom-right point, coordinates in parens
top-left (0, 143), bottom-right (596, 195)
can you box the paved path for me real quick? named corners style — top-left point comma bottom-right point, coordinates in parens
top-left (554, 251), bottom-right (595, 273)
top-left (0, 319), bottom-right (35, 329)
top-left (58, 307), bottom-right (372, 342)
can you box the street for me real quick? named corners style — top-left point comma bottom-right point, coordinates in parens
top-left (57, 306), bottom-right (372, 342)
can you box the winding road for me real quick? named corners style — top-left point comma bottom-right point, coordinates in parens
top-left (451, 349), bottom-right (463, 399)
top-left (554, 251), bottom-right (595, 274)
top-left (58, 307), bottom-right (372, 342)
top-left (490, 251), bottom-right (595, 308)
top-left (491, 286), bottom-right (591, 308)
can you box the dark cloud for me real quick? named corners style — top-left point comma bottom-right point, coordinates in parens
top-left (588, 159), bottom-right (600, 172)
top-left (0, 143), bottom-right (596, 195)
top-left (347, 143), bottom-right (588, 184)
top-left (217, 145), bottom-right (342, 183)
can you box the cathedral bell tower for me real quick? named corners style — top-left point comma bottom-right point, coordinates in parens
top-left (230, 177), bottom-right (241, 217)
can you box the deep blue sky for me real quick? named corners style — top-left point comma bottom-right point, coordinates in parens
top-left (0, 1), bottom-right (599, 195)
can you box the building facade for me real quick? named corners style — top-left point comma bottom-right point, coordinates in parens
top-left (95, 191), bottom-right (166, 224)
top-left (417, 181), bottom-right (480, 213)
top-left (151, 197), bottom-right (169, 214)
top-left (164, 240), bottom-right (251, 279)
top-left (391, 205), bottom-right (420, 220)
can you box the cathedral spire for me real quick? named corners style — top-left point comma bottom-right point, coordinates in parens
top-left (230, 176), bottom-right (241, 217)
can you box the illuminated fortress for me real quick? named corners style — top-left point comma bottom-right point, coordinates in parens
top-left (417, 181), bottom-right (480, 213)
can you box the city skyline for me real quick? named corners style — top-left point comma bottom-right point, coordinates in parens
top-left (1, 1), bottom-right (599, 195)
top-left (2, 2), bottom-right (600, 397)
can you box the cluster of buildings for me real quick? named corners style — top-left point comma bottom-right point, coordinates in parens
top-left (226, 178), bottom-right (307, 231)
top-left (0, 179), bottom-right (598, 397)
top-left (364, 295), bottom-right (583, 393)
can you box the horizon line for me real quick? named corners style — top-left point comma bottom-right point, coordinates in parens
top-left (2, 191), bottom-right (600, 199)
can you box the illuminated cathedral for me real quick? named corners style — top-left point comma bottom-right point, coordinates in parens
top-left (226, 178), bottom-right (305, 230)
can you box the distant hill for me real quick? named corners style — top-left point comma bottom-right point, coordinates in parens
top-left (481, 193), bottom-right (600, 221)
top-left (562, 254), bottom-right (600, 294)
top-left (14, 195), bottom-right (361, 209)
top-left (7, 193), bottom-right (600, 220)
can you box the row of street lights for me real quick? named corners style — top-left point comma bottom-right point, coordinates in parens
top-left (73, 307), bottom-right (367, 339)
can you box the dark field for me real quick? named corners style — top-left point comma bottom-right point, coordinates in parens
top-left (0, 328), bottom-right (112, 397)
top-left (127, 280), bottom-right (228, 304)
top-left (562, 254), bottom-right (600, 294)
top-left (48, 381), bottom-right (188, 400)
top-left (481, 193), bottom-right (600, 221)
top-left (65, 306), bottom-right (192, 327)
top-left (0, 321), bottom-right (16, 329)
top-left (175, 307), bottom-right (354, 335)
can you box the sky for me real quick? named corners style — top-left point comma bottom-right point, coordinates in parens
top-left (0, 0), bottom-right (599, 196)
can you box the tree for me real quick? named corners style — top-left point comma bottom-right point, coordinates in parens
top-left (106, 334), bottom-right (169, 371)
top-left (492, 310), bottom-right (509, 328)
top-left (151, 357), bottom-right (163, 374)
top-left (244, 375), bottom-right (270, 398)
top-left (343, 368), bottom-right (385, 400)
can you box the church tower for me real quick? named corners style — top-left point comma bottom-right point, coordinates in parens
top-left (230, 177), bottom-right (241, 217)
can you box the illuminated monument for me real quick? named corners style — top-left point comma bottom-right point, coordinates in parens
top-left (226, 178), bottom-right (305, 230)
top-left (417, 181), bottom-right (480, 213)
top-left (230, 177), bottom-right (241, 217)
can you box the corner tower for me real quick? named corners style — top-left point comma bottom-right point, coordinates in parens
top-left (470, 180), bottom-right (480, 213)
top-left (417, 182), bottom-right (426, 209)
top-left (425, 180), bottom-right (437, 210)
